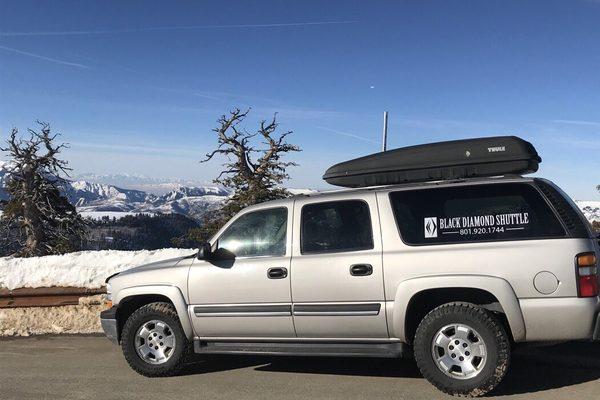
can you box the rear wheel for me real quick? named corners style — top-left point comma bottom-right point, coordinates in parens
top-left (414, 302), bottom-right (510, 397)
top-left (121, 302), bottom-right (191, 377)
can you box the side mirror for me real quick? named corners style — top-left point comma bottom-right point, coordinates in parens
top-left (197, 242), bottom-right (212, 260)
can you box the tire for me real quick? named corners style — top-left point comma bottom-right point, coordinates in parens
top-left (413, 302), bottom-right (510, 397)
top-left (121, 302), bottom-right (191, 377)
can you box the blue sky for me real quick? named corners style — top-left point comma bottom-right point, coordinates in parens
top-left (0, 0), bottom-right (599, 199)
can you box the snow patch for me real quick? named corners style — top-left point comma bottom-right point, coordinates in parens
top-left (287, 188), bottom-right (320, 196)
top-left (0, 248), bottom-right (195, 290)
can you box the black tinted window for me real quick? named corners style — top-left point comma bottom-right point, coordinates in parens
top-left (301, 200), bottom-right (373, 254)
top-left (390, 183), bottom-right (565, 245)
top-left (218, 208), bottom-right (287, 257)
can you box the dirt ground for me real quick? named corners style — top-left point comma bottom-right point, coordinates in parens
top-left (0, 295), bottom-right (105, 336)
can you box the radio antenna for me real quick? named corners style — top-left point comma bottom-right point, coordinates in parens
top-left (382, 111), bottom-right (388, 152)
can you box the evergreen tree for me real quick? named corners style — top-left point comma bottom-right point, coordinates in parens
top-left (199, 108), bottom-right (300, 239)
top-left (1, 122), bottom-right (86, 256)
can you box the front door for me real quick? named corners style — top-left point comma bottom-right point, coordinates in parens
top-left (188, 205), bottom-right (295, 339)
top-left (290, 194), bottom-right (389, 338)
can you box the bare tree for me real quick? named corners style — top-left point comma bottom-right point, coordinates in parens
top-left (1, 122), bottom-right (86, 256)
top-left (199, 108), bottom-right (300, 237)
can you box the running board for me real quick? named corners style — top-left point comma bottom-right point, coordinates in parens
top-left (194, 340), bottom-right (407, 358)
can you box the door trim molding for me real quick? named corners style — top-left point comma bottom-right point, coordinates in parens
top-left (293, 303), bottom-right (381, 316)
top-left (193, 304), bottom-right (291, 317)
top-left (192, 302), bottom-right (382, 317)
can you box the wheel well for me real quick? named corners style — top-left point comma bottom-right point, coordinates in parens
top-left (404, 288), bottom-right (512, 344)
top-left (115, 294), bottom-right (173, 341)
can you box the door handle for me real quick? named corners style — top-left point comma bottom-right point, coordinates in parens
top-left (350, 264), bottom-right (373, 276)
top-left (267, 267), bottom-right (288, 279)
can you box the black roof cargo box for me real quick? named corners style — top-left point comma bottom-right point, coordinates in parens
top-left (323, 136), bottom-right (541, 188)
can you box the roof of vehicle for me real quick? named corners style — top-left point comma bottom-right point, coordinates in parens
top-left (313, 174), bottom-right (533, 195)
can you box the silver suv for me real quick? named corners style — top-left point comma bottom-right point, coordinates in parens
top-left (102, 176), bottom-right (599, 397)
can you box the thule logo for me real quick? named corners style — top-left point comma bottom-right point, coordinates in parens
top-left (487, 146), bottom-right (506, 153)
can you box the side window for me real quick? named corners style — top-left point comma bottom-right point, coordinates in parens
top-left (217, 208), bottom-right (287, 257)
top-left (301, 200), bottom-right (373, 254)
top-left (390, 183), bottom-right (566, 245)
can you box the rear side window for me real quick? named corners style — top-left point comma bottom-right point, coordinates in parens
top-left (390, 183), bottom-right (566, 245)
top-left (301, 200), bottom-right (373, 254)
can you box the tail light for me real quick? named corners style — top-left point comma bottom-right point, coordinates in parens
top-left (576, 252), bottom-right (598, 298)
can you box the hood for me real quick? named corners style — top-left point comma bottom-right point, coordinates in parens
top-left (118, 253), bottom-right (196, 276)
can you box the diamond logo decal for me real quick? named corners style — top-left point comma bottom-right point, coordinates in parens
top-left (424, 217), bottom-right (438, 238)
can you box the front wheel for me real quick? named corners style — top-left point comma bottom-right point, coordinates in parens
top-left (414, 302), bottom-right (510, 397)
top-left (121, 302), bottom-right (191, 377)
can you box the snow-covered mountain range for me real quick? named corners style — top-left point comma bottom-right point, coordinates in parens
top-left (69, 182), bottom-right (230, 220)
top-left (0, 163), bottom-right (230, 220)
top-left (73, 173), bottom-right (213, 195)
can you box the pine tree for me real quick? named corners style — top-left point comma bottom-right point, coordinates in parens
top-left (1, 122), bottom-right (86, 257)
top-left (198, 108), bottom-right (300, 239)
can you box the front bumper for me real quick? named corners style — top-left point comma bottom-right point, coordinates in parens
top-left (100, 307), bottom-right (118, 344)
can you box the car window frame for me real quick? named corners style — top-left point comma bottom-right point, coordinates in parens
top-left (388, 182), bottom-right (568, 247)
top-left (215, 206), bottom-right (289, 259)
top-left (299, 199), bottom-right (375, 255)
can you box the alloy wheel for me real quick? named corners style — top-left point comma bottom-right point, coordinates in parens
top-left (134, 319), bottom-right (177, 365)
top-left (431, 323), bottom-right (487, 380)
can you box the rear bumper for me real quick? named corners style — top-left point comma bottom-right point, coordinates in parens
top-left (100, 307), bottom-right (118, 344)
top-left (520, 297), bottom-right (600, 341)
top-left (593, 313), bottom-right (600, 341)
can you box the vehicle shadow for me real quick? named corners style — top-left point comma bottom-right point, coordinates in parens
top-left (491, 341), bottom-right (600, 396)
top-left (180, 342), bottom-right (600, 395)
top-left (179, 355), bottom-right (267, 376)
top-left (253, 356), bottom-right (422, 378)
top-left (181, 354), bottom-right (421, 378)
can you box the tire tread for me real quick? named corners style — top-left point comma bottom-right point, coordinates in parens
top-left (414, 302), bottom-right (510, 397)
top-left (121, 302), bottom-right (191, 377)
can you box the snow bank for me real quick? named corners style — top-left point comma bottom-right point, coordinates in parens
top-left (0, 248), bottom-right (195, 290)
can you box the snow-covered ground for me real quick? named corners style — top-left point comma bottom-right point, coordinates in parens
top-left (576, 200), bottom-right (600, 223)
top-left (0, 248), bottom-right (196, 336)
top-left (0, 248), bottom-right (195, 290)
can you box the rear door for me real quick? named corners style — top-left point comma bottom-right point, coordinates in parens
top-left (290, 193), bottom-right (388, 338)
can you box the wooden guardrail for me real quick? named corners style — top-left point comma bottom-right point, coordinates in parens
top-left (0, 287), bottom-right (106, 308)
